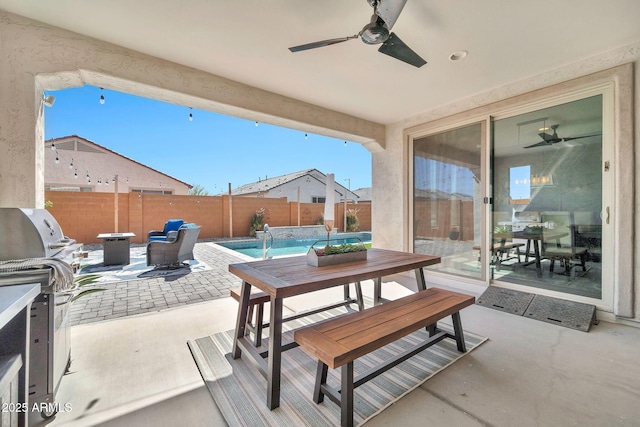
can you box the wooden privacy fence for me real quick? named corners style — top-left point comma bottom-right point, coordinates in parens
top-left (45, 191), bottom-right (371, 244)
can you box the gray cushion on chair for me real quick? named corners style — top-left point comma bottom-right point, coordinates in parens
top-left (146, 224), bottom-right (201, 267)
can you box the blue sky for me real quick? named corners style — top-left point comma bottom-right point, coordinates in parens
top-left (44, 86), bottom-right (372, 194)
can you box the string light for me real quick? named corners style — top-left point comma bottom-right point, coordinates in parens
top-left (69, 158), bottom-right (74, 169)
top-left (305, 133), bottom-right (308, 139)
top-left (344, 141), bottom-right (347, 146)
top-left (99, 87), bottom-right (105, 105)
top-left (255, 121), bottom-right (259, 127)
top-left (50, 140), bottom-right (56, 151)
top-left (74, 169), bottom-right (78, 179)
top-left (54, 151), bottom-right (60, 164)
top-left (189, 107), bottom-right (193, 122)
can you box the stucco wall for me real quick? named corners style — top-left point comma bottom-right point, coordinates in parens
top-left (374, 44), bottom-right (640, 323)
top-left (0, 10), bottom-right (384, 208)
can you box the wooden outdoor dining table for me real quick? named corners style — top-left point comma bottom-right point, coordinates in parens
top-left (229, 248), bottom-right (441, 410)
top-left (493, 229), bottom-right (568, 276)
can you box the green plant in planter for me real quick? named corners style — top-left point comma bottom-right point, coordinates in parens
top-left (315, 243), bottom-right (366, 256)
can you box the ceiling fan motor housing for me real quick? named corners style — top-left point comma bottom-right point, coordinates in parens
top-left (360, 15), bottom-right (389, 44)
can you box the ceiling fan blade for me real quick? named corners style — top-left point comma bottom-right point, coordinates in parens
top-left (374, 0), bottom-right (408, 30)
top-left (377, 32), bottom-right (426, 68)
top-left (289, 35), bottom-right (358, 52)
top-left (538, 131), bottom-right (553, 141)
top-left (523, 140), bottom-right (551, 149)
top-left (562, 133), bottom-right (602, 142)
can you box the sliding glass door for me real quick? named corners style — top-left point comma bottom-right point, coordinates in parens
top-left (491, 94), bottom-right (607, 300)
top-left (413, 122), bottom-right (485, 280)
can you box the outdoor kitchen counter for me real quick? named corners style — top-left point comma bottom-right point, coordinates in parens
top-left (0, 283), bottom-right (41, 427)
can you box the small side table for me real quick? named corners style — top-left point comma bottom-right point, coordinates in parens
top-left (97, 233), bottom-right (136, 266)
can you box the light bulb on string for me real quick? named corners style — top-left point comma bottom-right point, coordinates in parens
top-left (69, 158), bottom-right (74, 169)
top-left (54, 151), bottom-right (60, 164)
top-left (50, 141), bottom-right (56, 151)
top-left (255, 121), bottom-right (259, 127)
top-left (99, 88), bottom-right (105, 105)
top-left (344, 141), bottom-right (347, 146)
top-left (188, 107), bottom-right (193, 122)
top-left (305, 133), bottom-right (308, 140)
top-left (74, 169), bottom-right (78, 179)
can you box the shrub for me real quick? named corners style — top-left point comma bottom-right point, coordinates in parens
top-left (346, 212), bottom-right (360, 232)
top-left (249, 208), bottom-right (265, 237)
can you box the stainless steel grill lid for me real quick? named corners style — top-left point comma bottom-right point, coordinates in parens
top-left (0, 208), bottom-right (76, 260)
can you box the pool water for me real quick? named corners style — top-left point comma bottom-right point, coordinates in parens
top-left (218, 232), bottom-right (372, 258)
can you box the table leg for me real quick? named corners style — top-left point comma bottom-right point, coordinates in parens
top-left (415, 268), bottom-right (427, 291)
top-left (373, 277), bottom-right (382, 305)
top-left (267, 296), bottom-right (283, 410)
top-left (232, 281), bottom-right (251, 359)
top-left (534, 241), bottom-right (542, 277)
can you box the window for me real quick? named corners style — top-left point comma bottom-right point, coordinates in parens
top-left (509, 165), bottom-right (531, 204)
top-left (131, 189), bottom-right (173, 195)
top-left (312, 196), bottom-right (326, 203)
top-left (45, 185), bottom-right (92, 192)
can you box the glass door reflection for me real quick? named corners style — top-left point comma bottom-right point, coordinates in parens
top-left (491, 95), bottom-right (603, 299)
top-left (413, 122), bottom-right (484, 280)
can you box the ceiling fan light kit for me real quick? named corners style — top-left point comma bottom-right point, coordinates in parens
top-left (288, 0), bottom-right (427, 68)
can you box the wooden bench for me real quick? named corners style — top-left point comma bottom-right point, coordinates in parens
top-left (230, 282), bottom-right (365, 347)
top-left (293, 287), bottom-right (475, 427)
top-left (230, 287), bottom-right (271, 347)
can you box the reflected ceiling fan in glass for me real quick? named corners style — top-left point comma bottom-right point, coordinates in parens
top-left (523, 124), bottom-right (602, 149)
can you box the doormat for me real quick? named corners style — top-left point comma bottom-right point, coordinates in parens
top-left (523, 295), bottom-right (596, 332)
top-left (476, 286), bottom-right (535, 315)
top-left (476, 286), bottom-right (596, 332)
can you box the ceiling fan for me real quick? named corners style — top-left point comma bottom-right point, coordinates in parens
top-left (288, 0), bottom-right (426, 68)
top-left (523, 124), bottom-right (602, 149)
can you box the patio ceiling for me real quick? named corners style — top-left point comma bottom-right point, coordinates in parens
top-left (0, 0), bottom-right (639, 125)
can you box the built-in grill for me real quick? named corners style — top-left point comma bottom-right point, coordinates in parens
top-left (0, 208), bottom-right (82, 420)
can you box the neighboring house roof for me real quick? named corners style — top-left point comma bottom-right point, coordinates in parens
top-left (231, 168), bottom-right (358, 199)
top-left (353, 187), bottom-right (371, 201)
top-left (46, 135), bottom-right (192, 189)
top-left (414, 188), bottom-right (473, 201)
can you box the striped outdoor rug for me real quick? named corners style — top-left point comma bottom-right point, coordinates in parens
top-left (188, 306), bottom-right (488, 426)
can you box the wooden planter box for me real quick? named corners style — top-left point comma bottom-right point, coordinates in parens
top-left (307, 247), bottom-right (367, 267)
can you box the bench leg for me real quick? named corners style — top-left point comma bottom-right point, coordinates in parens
top-left (426, 323), bottom-right (438, 337)
top-left (246, 305), bottom-right (254, 337)
top-left (254, 302), bottom-right (264, 347)
top-left (313, 361), bottom-right (328, 404)
top-left (341, 362), bottom-right (355, 427)
top-left (451, 312), bottom-right (467, 352)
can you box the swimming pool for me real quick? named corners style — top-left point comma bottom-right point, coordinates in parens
top-left (218, 232), bottom-right (372, 258)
